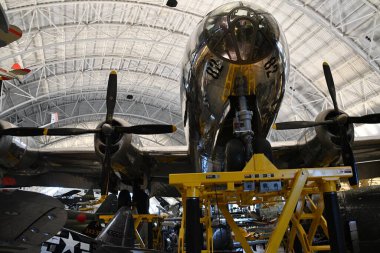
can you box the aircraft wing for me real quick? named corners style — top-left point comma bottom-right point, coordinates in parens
top-left (0, 190), bottom-right (67, 252)
top-left (138, 145), bottom-right (193, 197)
top-left (351, 138), bottom-right (380, 179)
top-left (139, 145), bottom-right (193, 178)
top-left (9, 149), bottom-right (102, 189)
top-left (0, 70), bottom-right (11, 80)
top-left (271, 137), bottom-right (380, 180)
top-left (9, 68), bottom-right (31, 76)
top-left (5, 145), bottom-right (192, 197)
top-left (5, 137), bottom-right (379, 193)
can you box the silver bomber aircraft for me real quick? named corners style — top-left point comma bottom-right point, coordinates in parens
top-left (1, 2), bottom-right (380, 251)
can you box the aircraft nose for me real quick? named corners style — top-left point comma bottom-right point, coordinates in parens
top-left (205, 6), bottom-right (280, 64)
top-left (230, 17), bottom-right (257, 62)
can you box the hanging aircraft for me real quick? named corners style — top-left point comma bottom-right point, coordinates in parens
top-left (0, 63), bottom-right (31, 80)
top-left (1, 1), bottom-right (380, 251)
top-left (0, 4), bottom-right (23, 48)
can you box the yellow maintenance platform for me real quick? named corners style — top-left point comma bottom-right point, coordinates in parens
top-left (169, 154), bottom-right (352, 253)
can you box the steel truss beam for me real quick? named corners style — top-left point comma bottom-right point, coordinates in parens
top-left (1, 66), bottom-right (182, 115)
top-left (288, 0), bottom-right (380, 74)
top-left (26, 56), bottom-right (181, 77)
top-left (1, 89), bottom-right (182, 124)
top-left (5, 0), bottom-right (203, 18)
top-left (0, 37), bottom-right (184, 62)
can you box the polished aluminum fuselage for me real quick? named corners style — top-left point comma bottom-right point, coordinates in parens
top-left (181, 2), bottom-right (289, 172)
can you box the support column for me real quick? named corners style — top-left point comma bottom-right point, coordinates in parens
top-left (323, 181), bottom-right (346, 253)
top-left (148, 221), bottom-right (153, 249)
top-left (266, 169), bottom-right (308, 253)
top-left (185, 187), bottom-right (202, 253)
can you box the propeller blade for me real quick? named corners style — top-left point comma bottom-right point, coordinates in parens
top-left (114, 124), bottom-right (177, 135)
top-left (100, 134), bottom-right (112, 197)
top-left (106, 70), bottom-right (117, 124)
top-left (338, 126), bottom-right (359, 186)
top-left (348, 113), bottom-right (380, 124)
top-left (323, 62), bottom-right (340, 113)
top-left (100, 135), bottom-right (112, 196)
top-left (273, 120), bottom-right (334, 130)
top-left (0, 127), bottom-right (100, 136)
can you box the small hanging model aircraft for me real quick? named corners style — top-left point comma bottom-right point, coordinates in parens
top-left (0, 63), bottom-right (31, 80)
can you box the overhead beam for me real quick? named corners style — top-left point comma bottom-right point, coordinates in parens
top-left (17, 22), bottom-right (190, 39)
top-left (5, 0), bottom-right (203, 19)
top-left (0, 36), bottom-right (184, 62)
top-left (34, 112), bottom-right (184, 134)
top-left (20, 67), bottom-right (179, 90)
top-left (0, 89), bottom-right (181, 118)
top-left (25, 54), bottom-right (181, 73)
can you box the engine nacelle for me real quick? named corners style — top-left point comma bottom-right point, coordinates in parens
top-left (297, 109), bottom-right (354, 167)
top-left (94, 118), bottom-right (143, 181)
top-left (0, 120), bottom-right (38, 172)
top-left (94, 118), bottom-right (132, 159)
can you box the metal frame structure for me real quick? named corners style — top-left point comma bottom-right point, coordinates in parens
top-left (169, 154), bottom-right (352, 253)
top-left (0, 0), bottom-right (379, 147)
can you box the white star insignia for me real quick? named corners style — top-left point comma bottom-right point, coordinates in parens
top-left (61, 232), bottom-right (79, 253)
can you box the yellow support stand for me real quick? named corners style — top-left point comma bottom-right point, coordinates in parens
top-left (133, 214), bottom-right (162, 249)
top-left (169, 154), bottom-right (352, 253)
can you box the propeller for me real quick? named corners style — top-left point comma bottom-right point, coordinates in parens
top-left (272, 120), bottom-right (334, 130)
top-left (0, 124), bottom-right (177, 137)
top-left (105, 71), bottom-right (117, 124)
top-left (0, 70), bottom-right (177, 196)
top-left (323, 62), bottom-right (359, 186)
top-left (274, 62), bottom-right (380, 186)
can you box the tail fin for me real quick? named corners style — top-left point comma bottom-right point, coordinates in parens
top-left (83, 188), bottom-right (95, 201)
top-left (95, 193), bottom-right (118, 214)
top-left (96, 206), bottom-right (135, 247)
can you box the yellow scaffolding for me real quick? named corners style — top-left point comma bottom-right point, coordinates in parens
top-left (133, 214), bottom-right (162, 249)
top-left (169, 154), bottom-right (352, 253)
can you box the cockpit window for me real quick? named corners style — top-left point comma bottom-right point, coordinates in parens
top-left (204, 2), bottom-right (280, 64)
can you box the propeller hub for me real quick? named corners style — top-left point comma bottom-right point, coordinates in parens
top-left (335, 113), bottom-right (349, 125)
top-left (101, 123), bottom-right (113, 136)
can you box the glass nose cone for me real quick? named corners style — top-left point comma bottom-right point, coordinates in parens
top-left (205, 5), bottom-right (280, 64)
